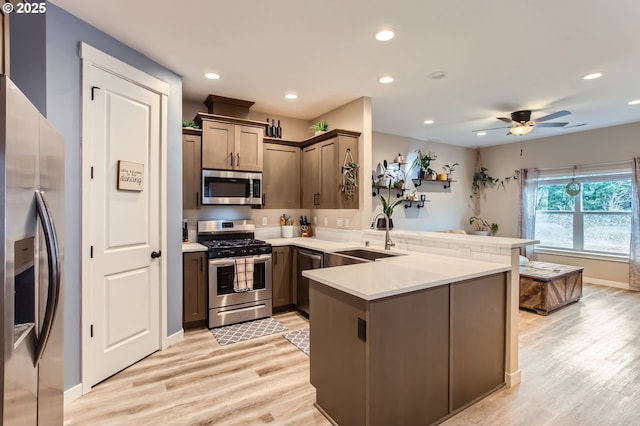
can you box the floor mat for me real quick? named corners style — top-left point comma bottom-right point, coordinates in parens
top-left (283, 328), bottom-right (309, 356)
top-left (211, 317), bottom-right (286, 346)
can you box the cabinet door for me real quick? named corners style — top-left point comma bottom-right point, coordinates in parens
top-left (450, 273), bottom-right (506, 411)
top-left (183, 252), bottom-right (207, 326)
top-left (263, 144), bottom-right (300, 208)
top-left (202, 120), bottom-right (234, 170)
top-left (301, 145), bottom-right (320, 209)
top-left (318, 140), bottom-right (338, 208)
top-left (272, 246), bottom-right (292, 308)
top-left (235, 125), bottom-right (263, 171)
top-left (182, 133), bottom-right (201, 209)
top-left (310, 282), bottom-right (367, 426)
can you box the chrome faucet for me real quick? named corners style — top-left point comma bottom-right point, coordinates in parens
top-left (372, 212), bottom-right (395, 250)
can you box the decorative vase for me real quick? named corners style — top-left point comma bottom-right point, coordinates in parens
top-left (418, 170), bottom-right (427, 179)
top-left (470, 230), bottom-right (490, 236)
top-left (376, 217), bottom-right (394, 229)
top-left (436, 173), bottom-right (448, 181)
top-left (315, 130), bottom-right (327, 136)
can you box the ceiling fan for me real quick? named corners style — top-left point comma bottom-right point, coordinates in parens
top-left (474, 110), bottom-right (571, 136)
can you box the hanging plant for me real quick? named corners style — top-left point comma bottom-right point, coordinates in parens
top-left (471, 167), bottom-right (519, 198)
top-left (341, 161), bottom-right (359, 198)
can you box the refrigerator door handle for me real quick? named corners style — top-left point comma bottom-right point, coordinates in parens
top-left (34, 190), bottom-right (61, 366)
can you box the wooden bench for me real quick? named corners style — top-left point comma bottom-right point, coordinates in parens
top-left (519, 261), bottom-right (583, 315)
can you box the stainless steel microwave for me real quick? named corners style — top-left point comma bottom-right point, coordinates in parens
top-left (202, 169), bottom-right (262, 205)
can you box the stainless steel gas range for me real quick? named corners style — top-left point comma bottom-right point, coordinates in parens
top-left (197, 220), bottom-right (273, 328)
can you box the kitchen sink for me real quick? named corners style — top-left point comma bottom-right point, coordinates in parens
top-left (333, 248), bottom-right (405, 262)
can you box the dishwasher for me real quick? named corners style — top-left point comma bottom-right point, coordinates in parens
top-left (294, 248), bottom-right (323, 315)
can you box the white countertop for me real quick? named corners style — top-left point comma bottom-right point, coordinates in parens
top-left (302, 251), bottom-right (510, 300)
top-left (181, 242), bottom-right (208, 253)
top-left (265, 237), bottom-right (362, 252)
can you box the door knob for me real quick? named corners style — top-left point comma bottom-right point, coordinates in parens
top-left (151, 250), bottom-right (162, 259)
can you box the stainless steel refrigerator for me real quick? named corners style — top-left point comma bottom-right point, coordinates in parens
top-left (1, 75), bottom-right (64, 424)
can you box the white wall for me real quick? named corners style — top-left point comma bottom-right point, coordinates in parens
top-left (372, 132), bottom-right (476, 231)
top-left (479, 121), bottom-right (640, 287)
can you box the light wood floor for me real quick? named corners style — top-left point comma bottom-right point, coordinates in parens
top-left (65, 284), bottom-right (640, 425)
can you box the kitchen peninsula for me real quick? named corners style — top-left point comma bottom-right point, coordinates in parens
top-left (300, 248), bottom-right (514, 426)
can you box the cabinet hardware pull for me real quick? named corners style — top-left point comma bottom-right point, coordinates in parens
top-left (262, 194), bottom-right (266, 206)
top-left (230, 152), bottom-right (234, 167)
top-left (274, 251), bottom-right (278, 264)
top-left (196, 191), bottom-right (199, 207)
top-left (236, 153), bottom-right (240, 167)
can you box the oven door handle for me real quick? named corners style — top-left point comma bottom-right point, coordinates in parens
top-left (209, 259), bottom-right (236, 267)
top-left (209, 254), bottom-right (272, 266)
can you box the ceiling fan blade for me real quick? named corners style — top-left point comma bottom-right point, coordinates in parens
top-left (565, 123), bottom-right (587, 129)
top-left (497, 117), bottom-right (514, 124)
top-left (535, 122), bottom-right (569, 128)
top-left (471, 126), bottom-right (511, 132)
top-left (533, 110), bottom-right (571, 123)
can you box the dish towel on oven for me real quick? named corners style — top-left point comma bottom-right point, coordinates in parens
top-left (234, 258), bottom-right (255, 292)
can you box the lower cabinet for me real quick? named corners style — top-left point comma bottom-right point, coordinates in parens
top-left (183, 251), bottom-right (207, 327)
top-left (272, 246), bottom-right (292, 308)
top-left (310, 272), bottom-right (507, 426)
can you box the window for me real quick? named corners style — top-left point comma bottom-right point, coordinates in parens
top-left (534, 170), bottom-right (632, 256)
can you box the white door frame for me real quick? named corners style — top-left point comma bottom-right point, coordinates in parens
top-left (80, 42), bottom-right (169, 395)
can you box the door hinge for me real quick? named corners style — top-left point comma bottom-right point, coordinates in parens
top-left (90, 245), bottom-right (94, 258)
top-left (90, 166), bottom-right (94, 179)
top-left (90, 324), bottom-right (94, 338)
top-left (91, 86), bottom-right (100, 100)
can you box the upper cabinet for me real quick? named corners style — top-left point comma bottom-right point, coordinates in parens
top-left (182, 129), bottom-right (202, 209)
top-left (201, 117), bottom-right (264, 172)
top-left (302, 131), bottom-right (359, 209)
top-left (263, 143), bottom-right (300, 209)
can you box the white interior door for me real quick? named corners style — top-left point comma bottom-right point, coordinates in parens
top-left (87, 65), bottom-right (161, 386)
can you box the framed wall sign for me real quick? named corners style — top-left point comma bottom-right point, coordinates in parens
top-left (117, 160), bottom-right (144, 191)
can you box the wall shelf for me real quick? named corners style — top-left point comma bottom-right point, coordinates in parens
top-left (372, 185), bottom-right (405, 198)
top-left (412, 178), bottom-right (456, 190)
top-left (404, 194), bottom-right (428, 208)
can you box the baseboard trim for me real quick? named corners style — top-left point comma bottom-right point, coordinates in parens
top-left (584, 276), bottom-right (629, 290)
top-left (505, 369), bottom-right (521, 388)
top-left (163, 328), bottom-right (184, 349)
top-left (64, 383), bottom-right (83, 405)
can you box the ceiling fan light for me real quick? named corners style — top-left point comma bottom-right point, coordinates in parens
top-left (510, 126), bottom-right (533, 136)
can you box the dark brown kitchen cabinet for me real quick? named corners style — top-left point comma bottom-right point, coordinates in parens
top-left (183, 251), bottom-right (207, 327)
top-left (272, 246), bottom-right (292, 308)
top-left (262, 144), bottom-right (300, 209)
top-left (309, 272), bottom-right (508, 426)
top-left (301, 133), bottom-right (359, 209)
top-left (182, 130), bottom-right (201, 209)
top-left (201, 118), bottom-right (263, 172)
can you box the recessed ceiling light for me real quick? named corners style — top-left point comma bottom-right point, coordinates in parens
top-left (476, 131), bottom-right (486, 136)
top-left (204, 72), bottom-right (220, 80)
top-left (429, 71), bottom-right (447, 80)
top-left (423, 120), bottom-right (434, 125)
top-left (375, 28), bottom-right (395, 41)
top-left (378, 76), bottom-right (395, 84)
top-left (628, 99), bottom-right (640, 105)
top-left (284, 93), bottom-right (298, 100)
top-left (583, 72), bottom-right (603, 80)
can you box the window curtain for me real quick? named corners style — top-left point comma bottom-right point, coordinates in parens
top-left (519, 168), bottom-right (539, 258)
top-left (630, 157), bottom-right (640, 291)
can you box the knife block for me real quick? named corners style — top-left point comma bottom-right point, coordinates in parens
top-left (300, 225), bottom-right (312, 237)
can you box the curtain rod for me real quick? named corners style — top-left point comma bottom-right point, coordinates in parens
top-left (534, 159), bottom-right (632, 172)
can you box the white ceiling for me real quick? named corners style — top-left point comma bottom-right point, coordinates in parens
top-left (51, 0), bottom-right (640, 147)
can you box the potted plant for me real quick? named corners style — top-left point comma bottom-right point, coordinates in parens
top-left (311, 120), bottom-right (329, 135)
top-left (182, 119), bottom-right (200, 129)
top-left (411, 150), bottom-right (437, 179)
top-left (469, 216), bottom-right (498, 236)
top-left (378, 182), bottom-right (403, 229)
top-left (442, 163), bottom-right (459, 180)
